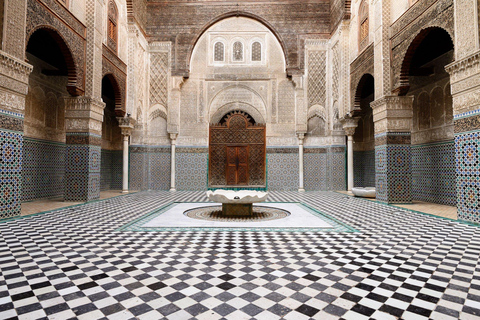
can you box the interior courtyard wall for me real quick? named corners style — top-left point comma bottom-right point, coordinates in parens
top-left (409, 52), bottom-right (455, 205)
top-left (22, 53), bottom-right (68, 201)
top-left (146, 1), bottom-right (331, 76)
top-left (69, 0), bottom-right (86, 24)
top-left (447, 0), bottom-right (480, 223)
top-left (0, 0), bottom-right (33, 218)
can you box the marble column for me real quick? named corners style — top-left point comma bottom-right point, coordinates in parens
top-left (170, 133), bottom-right (177, 192)
top-left (298, 133), bottom-right (305, 192)
top-left (118, 116), bottom-right (135, 193)
top-left (341, 117), bottom-right (359, 191)
top-left (371, 96), bottom-right (414, 204)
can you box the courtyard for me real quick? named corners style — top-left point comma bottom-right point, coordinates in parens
top-left (1, 191), bottom-right (479, 319)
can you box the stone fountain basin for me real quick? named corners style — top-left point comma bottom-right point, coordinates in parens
top-left (206, 190), bottom-right (268, 216)
top-left (352, 187), bottom-right (376, 198)
top-left (206, 190), bottom-right (268, 204)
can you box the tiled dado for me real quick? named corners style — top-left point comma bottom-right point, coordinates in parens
top-left (176, 147), bottom-right (208, 191)
top-left (267, 151), bottom-right (299, 191)
top-left (129, 146), bottom-right (171, 191)
top-left (0, 110), bottom-right (24, 219)
top-left (412, 141), bottom-right (456, 206)
top-left (353, 150), bottom-right (375, 188)
top-left (64, 133), bottom-right (101, 202)
top-left (375, 132), bottom-right (412, 204)
top-left (101, 150), bottom-right (122, 191)
top-left (454, 111), bottom-right (480, 223)
top-left (22, 138), bottom-right (65, 201)
top-left (328, 147), bottom-right (346, 191)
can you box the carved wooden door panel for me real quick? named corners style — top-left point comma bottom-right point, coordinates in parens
top-left (226, 146), bottom-right (249, 185)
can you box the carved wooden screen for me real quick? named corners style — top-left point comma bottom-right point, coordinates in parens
top-left (209, 112), bottom-right (266, 187)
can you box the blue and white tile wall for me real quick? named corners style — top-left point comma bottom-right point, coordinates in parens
top-left (267, 150), bottom-right (299, 191)
top-left (0, 110), bottom-right (24, 219)
top-left (64, 133), bottom-right (102, 202)
top-left (304, 152), bottom-right (327, 191)
top-left (328, 147), bottom-right (346, 190)
top-left (454, 109), bottom-right (480, 223)
top-left (22, 138), bottom-right (65, 201)
top-left (412, 142), bottom-right (456, 206)
top-left (176, 149), bottom-right (208, 191)
top-left (149, 151), bottom-right (171, 190)
top-left (130, 147), bottom-right (148, 190)
top-left (101, 150), bottom-right (122, 191)
top-left (375, 133), bottom-right (412, 203)
top-left (353, 150), bottom-right (375, 187)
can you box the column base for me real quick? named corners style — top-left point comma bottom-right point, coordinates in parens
top-left (169, 188), bottom-right (176, 192)
top-left (298, 188), bottom-right (305, 192)
top-left (122, 190), bottom-right (129, 193)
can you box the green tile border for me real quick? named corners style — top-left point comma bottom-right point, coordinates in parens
top-left (116, 202), bottom-right (358, 233)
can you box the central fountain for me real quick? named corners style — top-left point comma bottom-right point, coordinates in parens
top-left (206, 189), bottom-right (268, 216)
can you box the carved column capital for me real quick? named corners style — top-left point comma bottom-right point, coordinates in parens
top-left (171, 76), bottom-right (185, 91)
top-left (291, 75), bottom-right (304, 90)
top-left (64, 96), bottom-right (106, 135)
top-left (297, 133), bottom-right (305, 143)
top-left (170, 133), bottom-right (178, 142)
top-left (446, 50), bottom-right (480, 115)
top-left (340, 116), bottom-right (359, 136)
top-left (370, 96), bottom-right (414, 134)
top-left (118, 115), bottom-right (136, 136)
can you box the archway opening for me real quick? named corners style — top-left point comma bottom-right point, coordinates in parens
top-left (101, 75), bottom-right (123, 191)
top-left (353, 74), bottom-right (375, 188)
top-left (22, 28), bottom-right (73, 202)
top-left (405, 27), bottom-right (455, 206)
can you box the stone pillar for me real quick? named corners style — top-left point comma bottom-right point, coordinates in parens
top-left (64, 97), bottom-right (105, 201)
top-left (341, 117), bottom-right (359, 191)
top-left (446, 0), bottom-right (480, 222)
top-left (170, 133), bottom-right (177, 192)
top-left (373, 0), bottom-right (392, 98)
top-left (118, 116), bottom-right (135, 193)
top-left (0, 53), bottom-right (32, 219)
top-left (444, 0), bottom-right (480, 223)
top-left (371, 96), bottom-right (414, 203)
top-left (298, 133), bottom-right (305, 192)
top-left (0, 0), bottom-right (33, 218)
top-left (62, 0), bottom-right (105, 202)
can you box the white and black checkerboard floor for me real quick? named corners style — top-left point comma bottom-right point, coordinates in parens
top-left (1, 191), bottom-right (479, 320)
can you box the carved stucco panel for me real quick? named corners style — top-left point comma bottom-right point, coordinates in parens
top-left (454, 0), bottom-right (479, 58)
top-left (0, 89), bottom-right (27, 113)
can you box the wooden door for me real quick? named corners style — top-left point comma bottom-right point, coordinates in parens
top-left (226, 146), bottom-right (249, 185)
